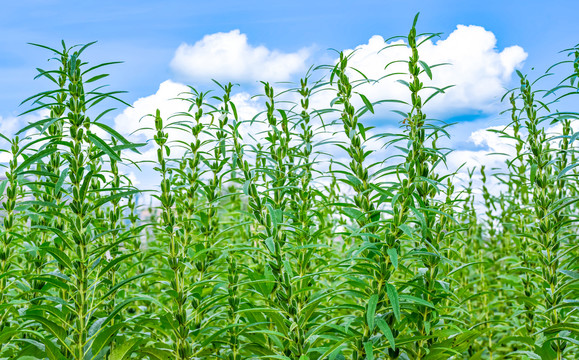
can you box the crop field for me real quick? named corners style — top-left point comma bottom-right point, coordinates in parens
top-left (0, 14), bottom-right (578, 360)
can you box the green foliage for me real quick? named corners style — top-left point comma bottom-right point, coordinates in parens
top-left (0, 17), bottom-right (577, 360)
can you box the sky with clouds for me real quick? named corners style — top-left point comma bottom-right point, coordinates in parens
top-left (1, 0), bottom-right (578, 192)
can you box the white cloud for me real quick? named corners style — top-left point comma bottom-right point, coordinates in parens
top-left (447, 124), bottom-right (517, 171)
top-left (0, 109), bottom-right (51, 140)
top-left (423, 25), bottom-right (527, 113)
top-left (0, 116), bottom-right (19, 163)
top-left (0, 147), bottom-right (10, 163)
top-left (0, 116), bottom-right (22, 138)
top-left (113, 25), bottom-right (532, 202)
top-left (0, 110), bottom-right (52, 164)
top-left (170, 30), bottom-right (311, 84)
top-left (444, 118), bottom-right (579, 213)
top-left (113, 80), bottom-right (192, 162)
top-left (340, 25), bottom-right (528, 117)
top-left (112, 79), bottom-right (268, 191)
top-left (114, 80), bottom-right (190, 140)
top-left (114, 80), bottom-right (268, 156)
top-left (112, 80), bottom-right (208, 190)
top-left (448, 119), bottom-right (579, 174)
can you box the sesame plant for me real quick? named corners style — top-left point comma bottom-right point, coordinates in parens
top-left (0, 15), bottom-right (577, 360)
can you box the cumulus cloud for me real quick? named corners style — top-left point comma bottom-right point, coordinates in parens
top-left (167, 25), bottom-right (527, 124)
top-left (114, 80), bottom-right (190, 140)
top-left (0, 109), bottom-right (51, 139)
top-left (0, 116), bottom-right (20, 162)
top-left (170, 30), bottom-right (311, 84)
top-left (449, 119), bottom-right (579, 173)
top-left (114, 25), bottom-right (532, 197)
top-left (340, 25), bottom-right (528, 117)
top-left (113, 80), bottom-right (268, 163)
top-left (114, 80), bottom-right (199, 163)
top-left (444, 118), bottom-right (579, 211)
top-left (447, 125), bottom-right (517, 172)
top-left (0, 110), bottom-right (53, 163)
top-left (111, 79), bottom-right (274, 192)
top-left (0, 116), bottom-right (22, 138)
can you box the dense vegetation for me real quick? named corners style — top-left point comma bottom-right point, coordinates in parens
top-left (0, 14), bottom-right (577, 360)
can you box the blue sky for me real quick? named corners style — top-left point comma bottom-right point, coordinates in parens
top-left (1, 0), bottom-right (578, 188)
top-left (1, 0), bottom-right (577, 114)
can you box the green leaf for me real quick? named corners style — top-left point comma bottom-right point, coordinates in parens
top-left (559, 269), bottom-right (579, 279)
top-left (139, 348), bottom-right (174, 360)
top-left (387, 248), bottom-right (398, 270)
top-left (85, 73), bottom-right (109, 83)
top-left (40, 245), bottom-right (73, 271)
top-left (412, 12), bottom-right (420, 27)
top-left (87, 132), bottom-right (121, 162)
top-left (363, 342), bottom-right (374, 360)
top-left (419, 60), bottom-right (433, 80)
top-left (16, 338), bottom-right (46, 352)
top-left (91, 323), bottom-right (124, 357)
top-left (91, 122), bottom-right (143, 153)
top-left (318, 338), bottom-right (348, 359)
top-left (538, 322), bottom-right (579, 335)
top-left (557, 161), bottom-right (579, 179)
top-left (24, 315), bottom-right (67, 347)
top-left (88, 318), bottom-right (107, 338)
top-left (15, 148), bottom-right (57, 174)
top-left (359, 93), bottom-right (374, 114)
top-left (109, 338), bottom-right (141, 360)
top-left (101, 272), bottom-right (152, 300)
top-left (376, 318), bottom-right (396, 350)
top-left (367, 294), bottom-right (378, 330)
top-left (0, 327), bottom-right (18, 344)
top-left (98, 252), bottom-right (137, 277)
top-left (282, 259), bottom-right (294, 278)
top-left (93, 189), bottom-right (141, 209)
top-left (265, 237), bottom-right (276, 254)
top-left (103, 297), bottom-right (156, 328)
top-left (386, 284), bottom-right (400, 322)
top-left (357, 122), bottom-right (367, 140)
top-left (530, 163), bottom-right (538, 184)
top-left (507, 351), bottom-right (541, 359)
top-left (447, 261), bottom-right (484, 276)
top-left (54, 167), bottom-right (69, 195)
top-left (0, 179), bottom-right (7, 197)
top-left (42, 337), bottom-right (67, 360)
top-left (138, 347), bottom-right (173, 360)
top-left (342, 207), bottom-right (364, 221)
top-left (345, 174), bottom-right (362, 188)
top-left (396, 79), bottom-right (410, 88)
top-left (83, 61), bottom-right (123, 76)
top-left (399, 294), bottom-right (436, 309)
